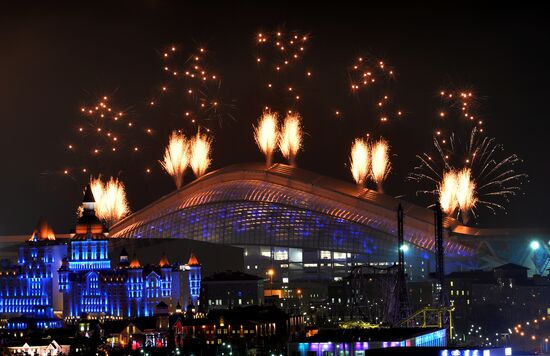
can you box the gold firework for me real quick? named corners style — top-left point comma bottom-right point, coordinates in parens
top-left (160, 131), bottom-right (189, 189)
top-left (279, 112), bottom-right (303, 167)
top-left (189, 129), bottom-right (212, 178)
top-left (350, 138), bottom-right (370, 186)
top-left (254, 110), bottom-right (279, 168)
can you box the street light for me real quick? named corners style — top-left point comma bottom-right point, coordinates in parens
top-left (400, 244), bottom-right (409, 253)
top-left (530, 241), bottom-right (540, 250)
top-left (267, 269), bottom-right (275, 296)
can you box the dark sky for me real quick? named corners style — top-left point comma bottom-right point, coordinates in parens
top-left (1, 1), bottom-right (548, 235)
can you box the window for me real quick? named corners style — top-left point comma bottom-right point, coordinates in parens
top-left (274, 250), bottom-right (288, 260)
top-left (333, 252), bottom-right (346, 260)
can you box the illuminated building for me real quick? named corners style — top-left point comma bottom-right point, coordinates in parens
top-left (186, 253), bottom-right (201, 306)
top-left (2, 339), bottom-right (71, 355)
top-left (58, 185), bottom-right (201, 318)
top-left (447, 263), bottom-right (550, 344)
top-left (201, 271), bottom-right (263, 310)
top-left (288, 328), bottom-right (447, 354)
top-left (0, 219), bottom-right (66, 321)
top-left (110, 163), bottom-right (550, 295)
top-left (171, 305), bottom-right (301, 351)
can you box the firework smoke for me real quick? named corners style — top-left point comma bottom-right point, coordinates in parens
top-left (160, 131), bottom-right (189, 189)
top-left (370, 139), bottom-right (391, 193)
top-left (350, 138), bottom-right (370, 186)
top-left (279, 112), bottom-right (303, 167)
top-left (254, 110), bottom-right (279, 168)
top-left (89, 176), bottom-right (130, 227)
top-left (189, 129), bottom-right (212, 178)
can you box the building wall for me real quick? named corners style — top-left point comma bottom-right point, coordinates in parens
top-left (0, 241), bottom-right (66, 318)
top-left (202, 280), bottom-right (264, 310)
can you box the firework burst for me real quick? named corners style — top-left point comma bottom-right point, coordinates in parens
top-left (347, 56), bottom-right (403, 123)
top-left (89, 176), bottom-right (130, 227)
top-left (149, 45), bottom-right (236, 129)
top-left (255, 30), bottom-right (312, 105)
top-left (438, 170), bottom-right (459, 215)
top-left (279, 112), bottom-right (303, 166)
top-left (62, 95), bottom-right (144, 176)
top-left (411, 127), bottom-right (526, 222)
top-left (456, 167), bottom-right (477, 223)
top-left (350, 138), bottom-right (370, 186)
top-left (189, 129), bottom-right (212, 178)
top-left (370, 138), bottom-right (391, 193)
top-left (254, 110), bottom-right (279, 168)
top-left (160, 131), bottom-right (189, 188)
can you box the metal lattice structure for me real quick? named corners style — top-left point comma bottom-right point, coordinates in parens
top-left (350, 264), bottom-right (405, 326)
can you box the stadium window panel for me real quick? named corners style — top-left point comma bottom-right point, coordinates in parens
top-left (333, 252), bottom-right (346, 260)
top-left (274, 250), bottom-right (288, 260)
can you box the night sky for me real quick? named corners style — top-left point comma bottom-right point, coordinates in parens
top-left (1, 1), bottom-right (548, 235)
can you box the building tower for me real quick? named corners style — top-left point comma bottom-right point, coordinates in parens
top-left (0, 218), bottom-right (66, 321)
top-left (434, 202), bottom-right (447, 307)
top-left (395, 204), bottom-right (410, 323)
top-left (59, 184), bottom-right (111, 317)
top-left (186, 253), bottom-right (201, 307)
top-left (118, 248), bottom-right (129, 268)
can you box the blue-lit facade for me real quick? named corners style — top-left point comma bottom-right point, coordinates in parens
top-left (58, 185), bottom-right (201, 319)
top-left (59, 251), bottom-right (183, 318)
top-left (186, 254), bottom-right (201, 306)
top-left (0, 220), bottom-right (66, 319)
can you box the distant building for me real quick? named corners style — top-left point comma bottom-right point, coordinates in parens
top-left (2, 339), bottom-right (70, 355)
top-left (447, 263), bottom-right (550, 340)
top-left (172, 305), bottom-right (303, 353)
top-left (103, 301), bottom-right (171, 350)
top-left (0, 219), bottom-right (66, 320)
top-left (201, 271), bottom-right (263, 310)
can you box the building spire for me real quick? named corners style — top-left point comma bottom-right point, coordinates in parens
top-left (159, 252), bottom-right (170, 267)
top-left (187, 252), bottom-right (200, 266)
top-left (82, 184), bottom-right (96, 215)
top-left (29, 218), bottom-right (56, 241)
top-left (129, 253), bottom-right (141, 268)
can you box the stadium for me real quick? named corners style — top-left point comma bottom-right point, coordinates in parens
top-left (110, 163), bottom-right (550, 287)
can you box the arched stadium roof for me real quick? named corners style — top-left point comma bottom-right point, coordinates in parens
top-left (110, 163), bottom-right (477, 256)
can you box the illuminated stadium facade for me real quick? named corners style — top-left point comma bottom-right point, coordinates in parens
top-left (110, 163), bottom-right (550, 286)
